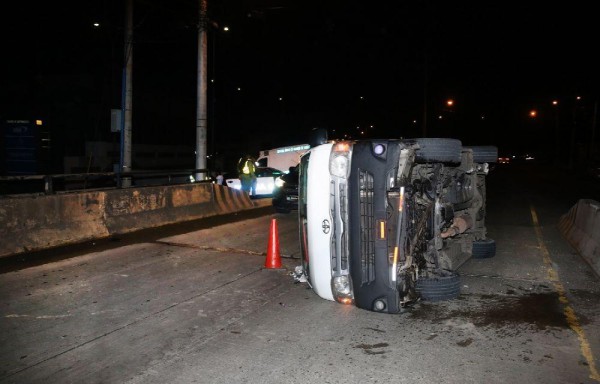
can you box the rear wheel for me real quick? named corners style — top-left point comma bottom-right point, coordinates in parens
top-left (472, 238), bottom-right (496, 259)
top-left (413, 138), bottom-right (463, 163)
top-left (467, 146), bottom-right (498, 163)
top-left (415, 271), bottom-right (461, 301)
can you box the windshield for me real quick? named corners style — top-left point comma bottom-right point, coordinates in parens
top-left (299, 152), bottom-right (310, 271)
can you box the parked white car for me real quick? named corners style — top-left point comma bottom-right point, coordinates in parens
top-left (225, 167), bottom-right (284, 196)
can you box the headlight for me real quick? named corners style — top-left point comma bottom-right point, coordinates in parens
top-left (331, 275), bottom-right (354, 304)
top-left (275, 177), bottom-right (285, 188)
top-left (329, 141), bottom-right (352, 178)
top-left (330, 154), bottom-right (349, 178)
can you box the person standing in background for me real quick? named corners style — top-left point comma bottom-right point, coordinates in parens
top-left (237, 155), bottom-right (257, 195)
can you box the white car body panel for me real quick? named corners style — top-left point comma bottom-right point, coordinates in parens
top-left (305, 143), bottom-right (334, 301)
top-left (224, 177), bottom-right (275, 196)
top-left (225, 178), bottom-right (242, 190)
top-left (225, 170), bottom-right (279, 196)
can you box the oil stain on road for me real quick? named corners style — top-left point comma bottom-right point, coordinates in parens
top-left (409, 292), bottom-right (571, 331)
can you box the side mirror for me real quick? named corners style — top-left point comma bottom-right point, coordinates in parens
top-left (309, 127), bottom-right (328, 148)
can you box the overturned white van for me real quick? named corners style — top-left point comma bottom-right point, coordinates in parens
top-left (298, 137), bottom-right (497, 313)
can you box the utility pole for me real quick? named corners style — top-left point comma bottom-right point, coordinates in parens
top-left (591, 100), bottom-right (598, 162)
top-left (554, 103), bottom-right (560, 166)
top-left (120, 0), bottom-right (133, 187)
top-left (569, 101), bottom-right (578, 170)
top-left (196, 0), bottom-right (208, 181)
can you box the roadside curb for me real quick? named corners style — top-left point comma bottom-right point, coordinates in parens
top-left (558, 199), bottom-right (600, 277)
top-left (0, 184), bottom-right (273, 258)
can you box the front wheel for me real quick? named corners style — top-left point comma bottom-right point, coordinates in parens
top-left (415, 271), bottom-right (461, 301)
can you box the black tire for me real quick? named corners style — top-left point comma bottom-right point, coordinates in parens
top-left (413, 138), bottom-right (462, 163)
top-left (274, 206), bottom-right (291, 214)
top-left (467, 146), bottom-right (498, 163)
top-left (472, 238), bottom-right (496, 259)
top-left (415, 271), bottom-right (461, 301)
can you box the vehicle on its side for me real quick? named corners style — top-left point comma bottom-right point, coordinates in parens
top-left (299, 137), bottom-right (497, 313)
top-left (225, 166), bottom-right (284, 196)
top-left (272, 166), bottom-right (299, 213)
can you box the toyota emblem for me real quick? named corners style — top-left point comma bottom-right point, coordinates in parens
top-left (322, 219), bottom-right (331, 234)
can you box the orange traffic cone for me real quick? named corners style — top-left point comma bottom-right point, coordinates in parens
top-left (265, 218), bottom-right (282, 269)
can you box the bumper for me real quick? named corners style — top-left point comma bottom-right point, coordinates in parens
top-left (346, 141), bottom-right (404, 313)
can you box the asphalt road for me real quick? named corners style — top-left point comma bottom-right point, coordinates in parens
top-left (0, 163), bottom-right (599, 383)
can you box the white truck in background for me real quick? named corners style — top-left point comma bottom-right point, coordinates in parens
top-left (256, 144), bottom-right (310, 172)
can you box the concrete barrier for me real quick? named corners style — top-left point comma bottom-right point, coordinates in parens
top-left (0, 184), bottom-right (268, 258)
top-left (558, 199), bottom-right (600, 277)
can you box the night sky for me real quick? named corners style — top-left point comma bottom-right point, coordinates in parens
top-left (2, 0), bottom-right (599, 172)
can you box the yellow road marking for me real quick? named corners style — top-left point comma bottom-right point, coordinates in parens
top-left (530, 205), bottom-right (600, 382)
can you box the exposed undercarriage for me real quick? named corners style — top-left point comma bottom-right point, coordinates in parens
top-left (386, 143), bottom-right (493, 306)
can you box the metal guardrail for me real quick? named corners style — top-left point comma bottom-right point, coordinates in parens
top-left (0, 169), bottom-right (214, 196)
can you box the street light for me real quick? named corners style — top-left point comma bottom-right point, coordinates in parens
top-left (440, 99), bottom-right (455, 135)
